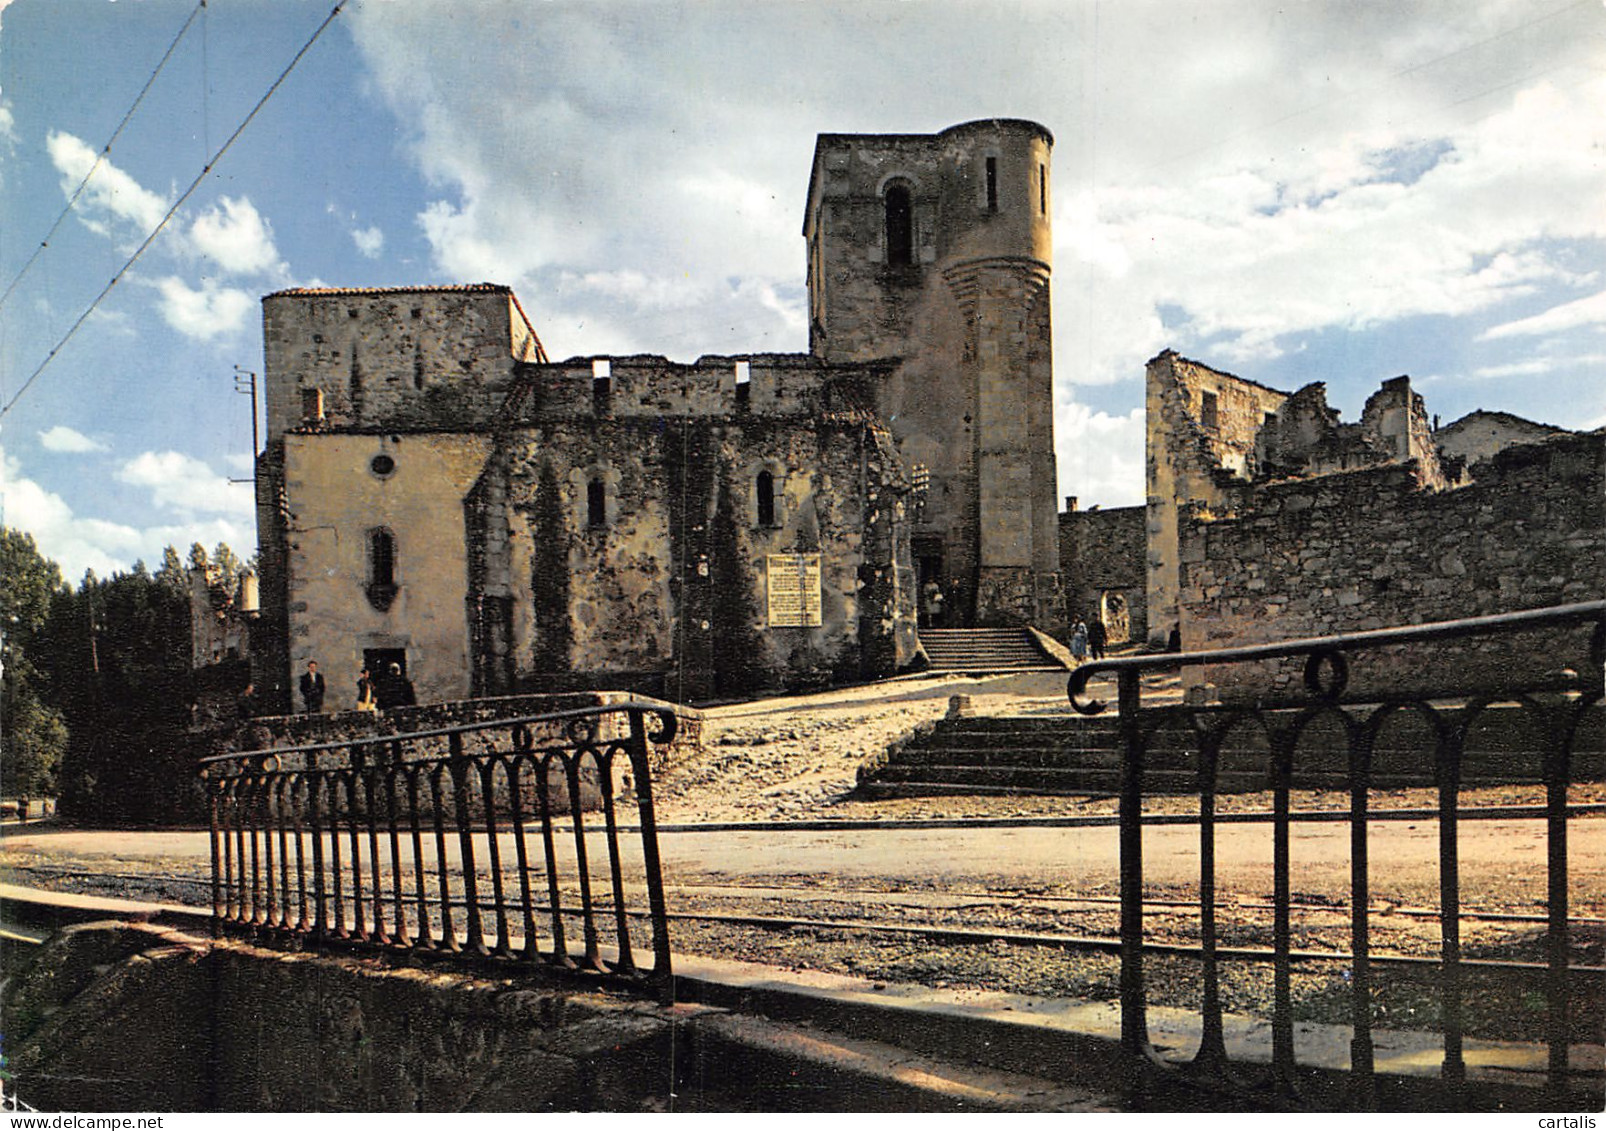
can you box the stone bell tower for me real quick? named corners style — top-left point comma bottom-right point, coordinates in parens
top-left (803, 119), bottom-right (1060, 628)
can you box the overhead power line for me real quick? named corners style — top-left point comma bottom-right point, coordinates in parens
top-left (0, 1), bottom-right (205, 315)
top-left (0, 2), bottom-right (348, 423)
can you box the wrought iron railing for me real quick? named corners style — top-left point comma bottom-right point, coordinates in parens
top-left (1068, 600), bottom-right (1606, 1109)
top-left (198, 702), bottom-right (677, 1001)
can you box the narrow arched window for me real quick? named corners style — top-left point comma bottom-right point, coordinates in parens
top-left (366, 528), bottom-right (398, 610)
top-left (756, 470), bottom-right (776, 527)
top-left (370, 529), bottom-right (395, 586)
top-left (885, 184), bottom-right (912, 267)
top-left (587, 477), bottom-right (607, 528)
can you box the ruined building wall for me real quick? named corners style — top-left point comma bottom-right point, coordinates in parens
top-left (281, 432), bottom-right (495, 709)
top-left (1145, 351), bottom-right (1288, 646)
top-left (1435, 410), bottom-right (1572, 468)
top-left (484, 409), bottom-right (914, 700)
top-left (1178, 430), bottom-right (1605, 698)
top-left (259, 284), bottom-right (918, 704)
top-left (805, 120), bottom-right (1060, 628)
top-left (261, 286), bottom-right (539, 437)
top-left (1059, 502), bottom-right (1147, 645)
top-left (1255, 375), bottom-right (1446, 487)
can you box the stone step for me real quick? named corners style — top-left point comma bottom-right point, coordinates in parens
top-left (863, 702), bottom-right (1606, 797)
top-left (918, 628), bottom-right (1057, 671)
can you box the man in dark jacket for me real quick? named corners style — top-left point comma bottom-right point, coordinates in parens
top-left (298, 660), bottom-right (326, 713)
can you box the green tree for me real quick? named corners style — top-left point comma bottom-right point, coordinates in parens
top-left (0, 528), bottom-right (70, 804)
top-left (155, 545), bottom-right (187, 592)
top-left (188, 542), bottom-right (209, 572)
top-left (51, 566), bottom-right (197, 823)
top-left (212, 542), bottom-right (242, 583)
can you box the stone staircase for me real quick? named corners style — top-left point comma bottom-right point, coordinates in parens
top-left (860, 706), bottom-right (1606, 798)
top-left (918, 628), bottom-right (1061, 672)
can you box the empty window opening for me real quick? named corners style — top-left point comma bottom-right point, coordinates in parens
top-left (885, 184), bottom-right (913, 266)
top-left (367, 528), bottom-right (398, 610)
top-left (592, 359), bottom-right (612, 415)
top-left (756, 470), bottom-right (777, 527)
top-left (1039, 164), bottom-right (1047, 215)
top-left (587, 477), bottom-right (607, 528)
top-left (985, 157), bottom-right (998, 212)
top-left (735, 360), bottom-right (751, 384)
top-left (301, 387), bottom-right (324, 422)
top-left (1201, 391), bottom-right (1219, 430)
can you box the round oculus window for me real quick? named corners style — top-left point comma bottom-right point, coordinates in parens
top-left (370, 454), bottom-right (396, 477)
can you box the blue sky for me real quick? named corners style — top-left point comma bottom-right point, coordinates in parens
top-left (2, 0), bottom-right (1602, 580)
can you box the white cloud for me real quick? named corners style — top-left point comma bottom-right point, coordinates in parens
top-left (1, 447), bottom-right (253, 582)
top-left (150, 276), bottom-right (254, 341)
top-left (328, 1), bottom-right (1606, 503)
top-left (46, 130), bottom-right (169, 235)
top-left (1471, 353), bottom-right (1606, 379)
top-left (1057, 76), bottom-right (1606, 384)
top-left (187, 196), bottom-right (282, 277)
top-left (1056, 404), bottom-right (1146, 510)
top-left (38, 426), bottom-right (107, 453)
top-left (351, 224), bottom-right (384, 259)
top-left (116, 450), bottom-right (251, 515)
top-left (1480, 289), bottom-right (1606, 340)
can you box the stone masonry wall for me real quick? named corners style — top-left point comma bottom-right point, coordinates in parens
top-left (495, 412), bottom-right (914, 699)
top-left (1059, 503), bottom-right (1147, 645)
top-left (1179, 431), bottom-right (1605, 699)
top-left (262, 287), bottom-right (540, 439)
top-left (1145, 352), bottom-right (1289, 646)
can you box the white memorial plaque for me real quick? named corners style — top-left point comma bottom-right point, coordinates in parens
top-left (766, 554), bottom-right (822, 627)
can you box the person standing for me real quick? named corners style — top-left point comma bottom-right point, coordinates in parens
top-left (392, 662), bottom-right (417, 709)
top-left (236, 681), bottom-right (258, 721)
top-left (1087, 617), bottom-right (1107, 661)
top-left (1069, 617), bottom-right (1089, 665)
top-left (356, 666), bottom-right (378, 712)
top-left (921, 580), bottom-right (944, 628)
top-left (298, 660), bottom-right (326, 713)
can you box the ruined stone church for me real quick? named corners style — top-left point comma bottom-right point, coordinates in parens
top-left (250, 116), bottom-right (1602, 714)
top-left (253, 120), bottom-right (1062, 710)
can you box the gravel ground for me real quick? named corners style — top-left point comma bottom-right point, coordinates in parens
top-left (6, 670), bottom-right (1602, 1046)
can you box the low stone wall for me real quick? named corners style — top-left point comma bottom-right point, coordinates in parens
top-left (220, 690), bottom-right (702, 771)
top-left (1179, 432), bottom-right (1604, 699)
top-left (204, 692), bottom-right (701, 816)
top-left (5, 920), bottom-right (682, 1111)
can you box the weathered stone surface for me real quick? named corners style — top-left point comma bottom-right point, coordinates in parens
top-left (1178, 430), bottom-right (1604, 697)
top-left (251, 120), bottom-right (1067, 712)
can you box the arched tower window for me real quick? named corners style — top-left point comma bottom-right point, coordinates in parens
top-left (587, 477), bottom-right (607, 528)
top-left (756, 470), bottom-right (777, 527)
top-left (884, 184), bottom-right (913, 267)
top-left (366, 528), bottom-right (398, 611)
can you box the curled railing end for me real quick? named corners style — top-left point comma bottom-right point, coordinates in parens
top-left (1067, 666), bottom-right (1108, 716)
top-left (645, 705), bottom-right (679, 746)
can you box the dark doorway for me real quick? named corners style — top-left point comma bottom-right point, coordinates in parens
top-left (364, 648), bottom-right (407, 678)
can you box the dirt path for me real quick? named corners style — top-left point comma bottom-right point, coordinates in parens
top-left (654, 669), bottom-right (1113, 823)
